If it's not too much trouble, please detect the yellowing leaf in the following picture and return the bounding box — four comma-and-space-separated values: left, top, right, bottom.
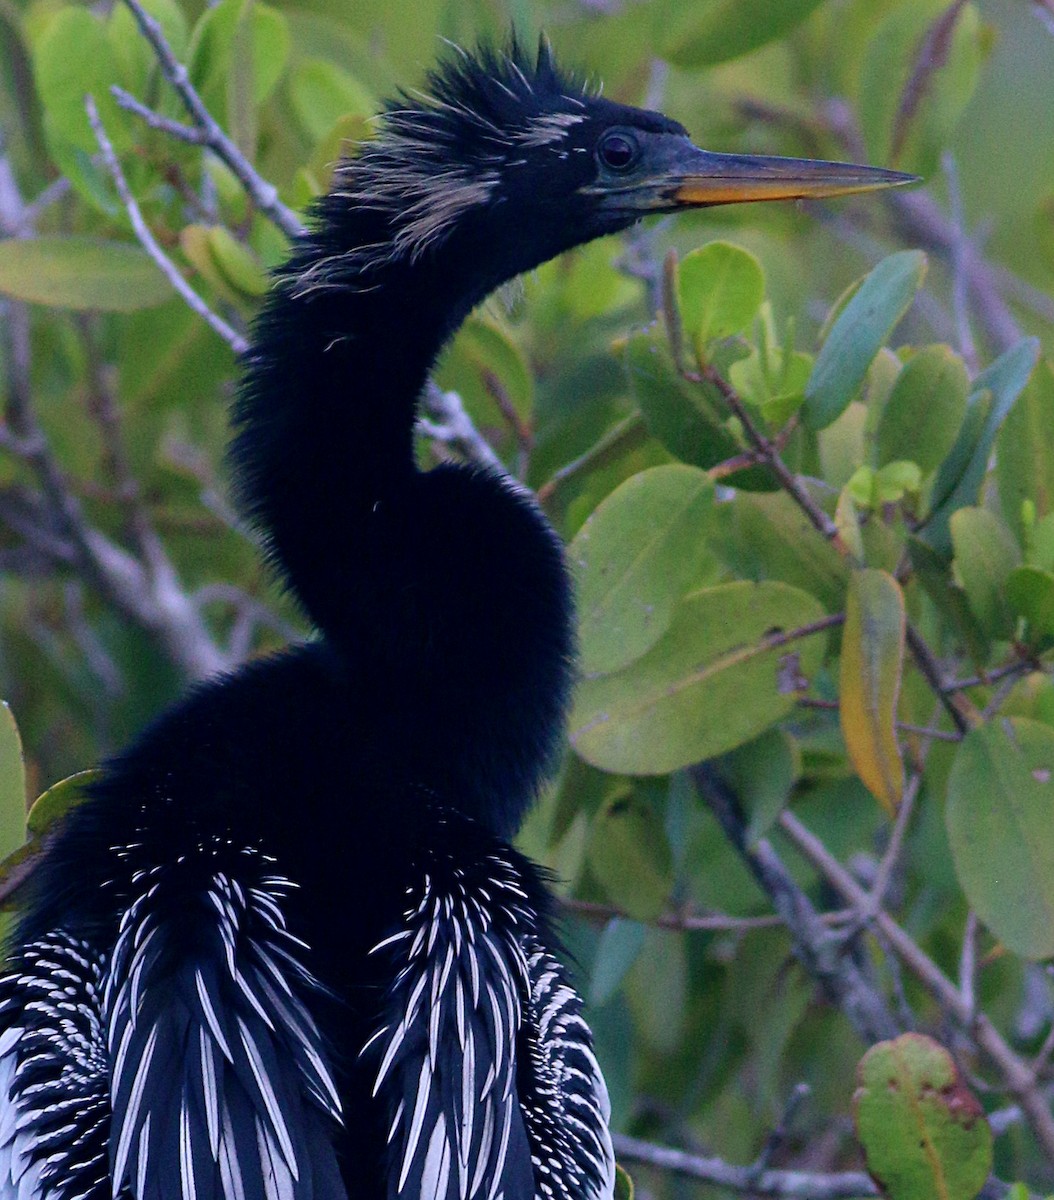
840, 569, 906, 815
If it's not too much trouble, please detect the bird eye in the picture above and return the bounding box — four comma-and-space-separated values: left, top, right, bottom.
597, 131, 639, 172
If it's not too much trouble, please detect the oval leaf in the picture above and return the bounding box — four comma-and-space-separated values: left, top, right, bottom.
1006, 566, 1054, 641
877, 344, 969, 473
925, 337, 1041, 555
571, 581, 827, 775
997, 357, 1054, 539
571, 465, 714, 675
950, 508, 1021, 640
854, 1033, 992, 1200
0, 238, 172, 312
840, 570, 906, 816
626, 326, 741, 470
947, 717, 1054, 959
590, 918, 647, 1006
803, 251, 928, 431
27, 769, 101, 838
662, 0, 826, 67
587, 792, 673, 920
677, 241, 765, 353
0, 703, 26, 864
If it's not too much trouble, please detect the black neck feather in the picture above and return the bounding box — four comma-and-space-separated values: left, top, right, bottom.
230, 198, 574, 832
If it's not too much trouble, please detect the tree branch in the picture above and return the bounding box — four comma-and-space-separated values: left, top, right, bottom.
115, 0, 304, 240
612, 1133, 878, 1199
693, 766, 901, 1045
778, 807, 1054, 1165
86, 94, 248, 356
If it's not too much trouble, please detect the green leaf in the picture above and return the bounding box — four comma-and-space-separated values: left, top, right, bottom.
727, 490, 848, 611
925, 338, 1041, 554
729, 343, 812, 426
613, 1165, 634, 1200
206, 226, 269, 300
840, 570, 906, 816
189, 0, 289, 120
587, 791, 673, 920
677, 242, 765, 355
0, 703, 27, 864
947, 717, 1054, 959
718, 730, 800, 844
33, 7, 127, 155
571, 465, 714, 676
623, 928, 687, 1053
997, 357, 1054, 539
570, 581, 827, 775
1006, 567, 1054, 641
27, 769, 100, 838
0, 238, 172, 312
950, 508, 1021, 640
625, 325, 741, 471
817, 401, 867, 492
854, 1033, 992, 1200
877, 345, 970, 473
802, 251, 928, 431
590, 918, 647, 1006
434, 317, 532, 461
661, 0, 826, 67
289, 59, 374, 143
859, 3, 986, 176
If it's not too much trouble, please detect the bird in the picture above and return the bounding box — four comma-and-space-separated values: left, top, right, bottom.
0, 36, 911, 1200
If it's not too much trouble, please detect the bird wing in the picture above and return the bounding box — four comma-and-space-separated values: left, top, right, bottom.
518, 942, 615, 1200
364, 834, 536, 1200
0, 853, 346, 1200
0, 932, 111, 1200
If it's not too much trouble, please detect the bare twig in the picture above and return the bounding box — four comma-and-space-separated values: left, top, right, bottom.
418, 383, 505, 474
536, 414, 648, 504
110, 85, 207, 145
563, 896, 854, 935
685, 362, 848, 551
890, 0, 970, 163
694, 766, 900, 1044
116, 0, 304, 240
612, 1133, 878, 1199
779, 808, 1054, 1165
86, 94, 248, 356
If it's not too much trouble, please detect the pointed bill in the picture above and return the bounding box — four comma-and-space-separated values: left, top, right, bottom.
669, 150, 917, 207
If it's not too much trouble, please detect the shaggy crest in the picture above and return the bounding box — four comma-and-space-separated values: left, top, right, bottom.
293, 40, 592, 288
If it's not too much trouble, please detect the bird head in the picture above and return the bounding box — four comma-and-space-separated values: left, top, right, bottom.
318, 37, 914, 291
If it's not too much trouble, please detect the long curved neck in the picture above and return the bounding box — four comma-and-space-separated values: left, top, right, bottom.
231, 209, 574, 833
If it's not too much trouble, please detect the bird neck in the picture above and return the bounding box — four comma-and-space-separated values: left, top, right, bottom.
231, 214, 574, 834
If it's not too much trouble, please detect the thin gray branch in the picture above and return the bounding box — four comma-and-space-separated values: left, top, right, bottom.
612, 1133, 878, 1199
692, 765, 901, 1045
85, 94, 248, 356
419, 382, 505, 473
0, 138, 229, 683
116, 0, 304, 240
110, 85, 207, 145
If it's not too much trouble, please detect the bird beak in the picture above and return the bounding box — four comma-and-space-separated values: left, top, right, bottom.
663, 145, 917, 208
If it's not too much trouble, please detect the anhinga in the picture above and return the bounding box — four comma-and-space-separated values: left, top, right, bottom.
0, 38, 909, 1200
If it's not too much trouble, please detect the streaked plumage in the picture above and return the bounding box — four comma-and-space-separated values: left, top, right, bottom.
0, 34, 911, 1200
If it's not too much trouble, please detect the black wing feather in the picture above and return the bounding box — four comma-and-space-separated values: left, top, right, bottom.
105, 861, 345, 1200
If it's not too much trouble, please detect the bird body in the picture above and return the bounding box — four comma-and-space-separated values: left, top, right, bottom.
0, 37, 911, 1200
